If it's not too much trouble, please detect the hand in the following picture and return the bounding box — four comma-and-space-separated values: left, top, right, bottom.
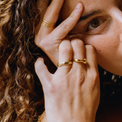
35, 0, 83, 65
35, 37, 100, 122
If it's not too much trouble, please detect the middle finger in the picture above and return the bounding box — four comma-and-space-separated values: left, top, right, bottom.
57, 37, 73, 75
39, 0, 64, 36
71, 36, 86, 69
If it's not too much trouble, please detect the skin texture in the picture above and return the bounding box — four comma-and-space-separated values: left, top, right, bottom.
61, 0, 122, 76
35, 1, 100, 122
35, 0, 122, 121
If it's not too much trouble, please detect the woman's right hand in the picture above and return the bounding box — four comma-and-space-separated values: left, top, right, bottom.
35, 37, 100, 122
35, 0, 83, 66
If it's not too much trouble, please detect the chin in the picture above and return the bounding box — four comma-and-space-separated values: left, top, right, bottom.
99, 63, 122, 76
103, 67, 122, 76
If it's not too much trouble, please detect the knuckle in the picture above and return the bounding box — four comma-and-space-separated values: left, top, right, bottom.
89, 70, 99, 85
70, 11, 78, 19
60, 46, 72, 55
52, 10, 59, 17
92, 71, 99, 80
77, 72, 85, 85
70, 14, 76, 19
60, 16, 76, 30
86, 45, 95, 52
34, 35, 40, 46
60, 22, 69, 30
35, 59, 44, 73
72, 39, 84, 49
46, 83, 56, 94
47, 77, 67, 94
45, 7, 59, 20
34, 35, 45, 48
59, 42, 72, 53
40, 39, 48, 49
35, 37, 50, 51
47, 6, 58, 15
46, 7, 53, 16
79, 75, 85, 83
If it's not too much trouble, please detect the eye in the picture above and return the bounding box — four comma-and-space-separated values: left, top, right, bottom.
86, 18, 105, 31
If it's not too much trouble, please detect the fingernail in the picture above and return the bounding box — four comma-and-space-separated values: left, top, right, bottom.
75, 3, 82, 10
37, 57, 44, 62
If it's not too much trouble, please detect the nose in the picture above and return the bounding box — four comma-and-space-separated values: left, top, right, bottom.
110, 7, 122, 23
118, 13, 122, 42
110, 7, 122, 42
112, 8, 122, 42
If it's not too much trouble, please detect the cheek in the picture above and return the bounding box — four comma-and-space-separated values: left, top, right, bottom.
82, 33, 120, 65
83, 34, 118, 54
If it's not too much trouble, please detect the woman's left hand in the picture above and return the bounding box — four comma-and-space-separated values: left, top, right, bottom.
35, 0, 83, 66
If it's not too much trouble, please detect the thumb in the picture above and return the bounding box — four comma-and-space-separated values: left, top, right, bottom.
35, 58, 52, 87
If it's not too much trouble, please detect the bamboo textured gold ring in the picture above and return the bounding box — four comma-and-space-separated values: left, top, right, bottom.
74, 58, 87, 64
57, 61, 73, 67
42, 20, 55, 28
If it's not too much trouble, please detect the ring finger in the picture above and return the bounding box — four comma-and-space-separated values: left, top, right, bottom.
39, 0, 64, 35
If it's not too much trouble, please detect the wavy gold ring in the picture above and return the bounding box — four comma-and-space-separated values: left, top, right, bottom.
57, 61, 73, 67
42, 20, 55, 28
74, 58, 87, 64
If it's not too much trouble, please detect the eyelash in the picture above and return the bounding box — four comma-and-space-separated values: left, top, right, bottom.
70, 15, 109, 35
86, 17, 106, 32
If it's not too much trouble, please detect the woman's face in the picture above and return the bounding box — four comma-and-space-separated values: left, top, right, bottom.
61, 0, 122, 75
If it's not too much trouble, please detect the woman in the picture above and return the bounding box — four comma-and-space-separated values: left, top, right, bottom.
35, 0, 122, 121
35, 1, 100, 122
0, 0, 121, 122
0, 0, 99, 121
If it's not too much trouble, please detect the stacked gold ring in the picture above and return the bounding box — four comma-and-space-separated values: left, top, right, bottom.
42, 20, 55, 28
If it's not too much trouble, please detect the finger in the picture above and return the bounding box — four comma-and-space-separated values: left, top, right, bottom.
85, 45, 98, 70
35, 2, 83, 67
51, 3, 83, 40
35, 58, 52, 87
71, 36, 86, 68
39, 0, 64, 36
85, 45, 100, 92
57, 37, 73, 75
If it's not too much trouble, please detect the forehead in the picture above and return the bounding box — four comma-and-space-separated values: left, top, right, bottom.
61, 0, 115, 18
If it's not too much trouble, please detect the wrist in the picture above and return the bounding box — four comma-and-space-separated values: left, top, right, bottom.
38, 111, 96, 122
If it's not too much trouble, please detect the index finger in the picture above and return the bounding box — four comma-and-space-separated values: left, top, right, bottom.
51, 3, 83, 40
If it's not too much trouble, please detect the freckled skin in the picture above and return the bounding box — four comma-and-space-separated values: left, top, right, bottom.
61, 0, 122, 75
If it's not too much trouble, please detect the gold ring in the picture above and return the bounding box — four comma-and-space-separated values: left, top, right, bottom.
74, 58, 87, 64
42, 20, 55, 28
57, 61, 73, 67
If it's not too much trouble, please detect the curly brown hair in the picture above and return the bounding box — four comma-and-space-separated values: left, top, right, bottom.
0, 0, 51, 121
1, 0, 122, 122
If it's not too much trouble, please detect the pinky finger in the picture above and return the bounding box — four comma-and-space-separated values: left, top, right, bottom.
85, 45, 100, 94
85, 45, 98, 70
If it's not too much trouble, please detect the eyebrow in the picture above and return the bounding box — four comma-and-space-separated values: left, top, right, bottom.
79, 10, 103, 21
